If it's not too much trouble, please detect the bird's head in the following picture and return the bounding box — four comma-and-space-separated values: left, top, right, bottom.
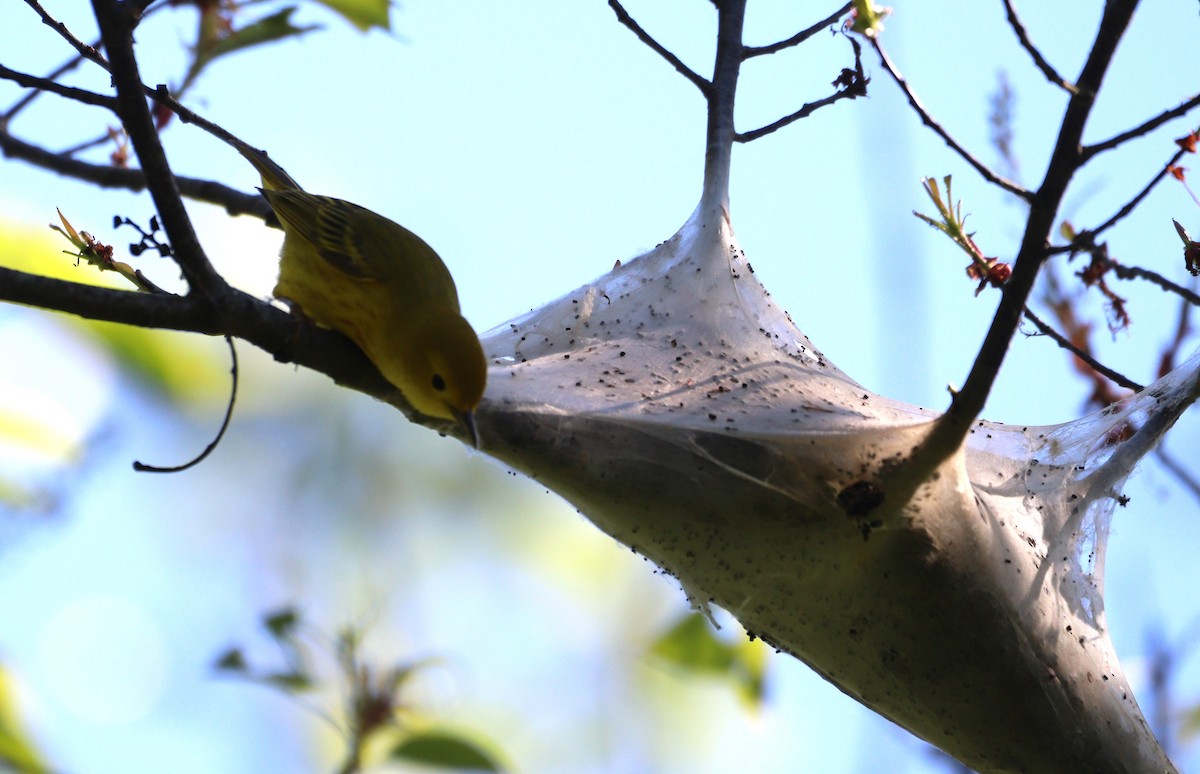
401, 311, 488, 447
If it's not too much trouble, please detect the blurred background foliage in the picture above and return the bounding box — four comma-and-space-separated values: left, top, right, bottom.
2, 0, 1200, 772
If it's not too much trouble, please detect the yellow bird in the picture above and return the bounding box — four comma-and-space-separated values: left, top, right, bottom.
238, 144, 486, 447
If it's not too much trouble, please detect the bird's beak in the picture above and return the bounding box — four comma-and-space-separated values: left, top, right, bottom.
455, 408, 480, 450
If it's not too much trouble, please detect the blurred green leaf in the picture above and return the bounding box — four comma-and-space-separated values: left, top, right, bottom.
651, 612, 735, 673
213, 648, 247, 672
0, 664, 51, 774
849, 0, 891, 38
314, 0, 391, 32
263, 607, 301, 640
0, 409, 77, 461
191, 8, 320, 82
734, 634, 767, 707
262, 672, 313, 692
650, 612, 768, 710
1181, 702, 1200, 740
391, 732, 502, 772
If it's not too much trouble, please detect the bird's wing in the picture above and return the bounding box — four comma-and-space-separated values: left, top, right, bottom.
262, 189, 382, 281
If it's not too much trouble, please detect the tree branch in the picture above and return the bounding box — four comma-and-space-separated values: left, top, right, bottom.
0, 266, 215, 332
736, 35, 865, 142
1001, 0, 1077, 93
742, 2, 851, 59
1108, 257, 1200, 307
870, 38, 1033, 202
0, 265, 402, 408
1082, 97, 1200, 162
92, 0, 225, 300
700, 0, 745, 211
904, 0, 1140, 480
607, 0, 712, 95
24, 0, 110, 71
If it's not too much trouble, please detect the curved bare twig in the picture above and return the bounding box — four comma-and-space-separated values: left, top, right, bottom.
742, 2, 851, 58
870, 37, 1033, 202
1083, 99, 1200, 163
24, 0, 110, 70
1001, 0, 1077, 93
607, 0, 711, 95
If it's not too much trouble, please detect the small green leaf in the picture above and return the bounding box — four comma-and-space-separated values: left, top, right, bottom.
849, 0, 892, 39
213, 648, 248, 672
391, 731, 502, 771
1181, 702, 1200, 740
732, 636, 768, 709
262, 672, 313, 692
314, 0, 391, 32
651, 612, 735, 674
263, 607, 301, 640
650, 613, 769, 709
201, 8, 320, 65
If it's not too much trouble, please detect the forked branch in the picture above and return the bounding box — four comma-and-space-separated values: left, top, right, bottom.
902, 0, 1140, 480
736, 35, 866, 142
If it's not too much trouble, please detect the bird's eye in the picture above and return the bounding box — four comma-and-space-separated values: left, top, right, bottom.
431, 373, 446, 392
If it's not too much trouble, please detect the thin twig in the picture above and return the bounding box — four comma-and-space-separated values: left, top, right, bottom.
607, 0, 711, 95
1001, 0, 1077, 93
742, 2, 851, 58
59, 132, 118, 158
134, 335, 238, 473
1108, 260, 1200, 307
24, 0, 110, 71
736, 91, 855, 142
1067, 155, 1187, 244
0, 64, 116, 111
1082, 97, 1200, 163
1022, 306, 1143, 391
0, 127, 270, 219
1, 47, 95, 124
870, 38, 1033, 202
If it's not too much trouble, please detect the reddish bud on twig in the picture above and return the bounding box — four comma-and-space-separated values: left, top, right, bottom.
1173, 219, 1200, 276
965, 258, 1010, 295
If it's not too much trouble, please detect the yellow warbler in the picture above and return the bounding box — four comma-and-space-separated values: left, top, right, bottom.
238, 145, 486, 446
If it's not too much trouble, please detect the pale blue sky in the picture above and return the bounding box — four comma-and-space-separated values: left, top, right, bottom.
1, 2, 1199, 772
